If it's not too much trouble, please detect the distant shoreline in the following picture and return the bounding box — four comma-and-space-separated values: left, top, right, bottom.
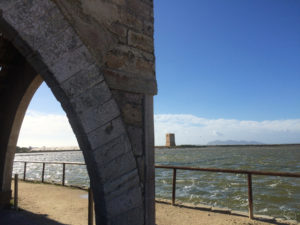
155, 143, 300, 149
15, 143, 300, 154
17, 150, 81, 154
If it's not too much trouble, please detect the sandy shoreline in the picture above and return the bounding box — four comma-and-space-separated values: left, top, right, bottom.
1, 181, 298, 225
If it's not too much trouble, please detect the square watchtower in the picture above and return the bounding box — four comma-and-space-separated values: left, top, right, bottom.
166, 133, 176, 147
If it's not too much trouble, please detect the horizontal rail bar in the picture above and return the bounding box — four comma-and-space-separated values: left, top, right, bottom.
155, 165, 300, 178
13, 160, 299, 221
14, 161, 300, 177
14, 160, 85, 165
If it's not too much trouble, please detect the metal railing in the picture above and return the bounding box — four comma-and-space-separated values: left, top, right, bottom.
13, 160, 93, 225
14, 160, 85, 186
155, 165, 300, 219
13, 160, 300, 220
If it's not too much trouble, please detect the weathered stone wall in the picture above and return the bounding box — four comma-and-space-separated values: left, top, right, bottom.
0, 0, 156, 224
51, 1, 156, 223
53, 0, 156, 95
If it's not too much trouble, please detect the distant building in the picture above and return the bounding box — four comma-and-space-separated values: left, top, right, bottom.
166, 133, 176, 147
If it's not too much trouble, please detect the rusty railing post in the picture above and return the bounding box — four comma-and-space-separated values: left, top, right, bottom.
62, 163, 66, 186
247, 173, 254, 219
88, 188, 94, 225
14, 174, 18, 211
41, 163, 45, 183
172, 168, 177, 205
23, 162, 27, 181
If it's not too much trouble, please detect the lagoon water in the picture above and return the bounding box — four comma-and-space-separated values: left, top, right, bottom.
13, 145, 300, 221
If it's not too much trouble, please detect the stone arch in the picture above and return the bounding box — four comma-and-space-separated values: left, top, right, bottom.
0, 1, 156, 225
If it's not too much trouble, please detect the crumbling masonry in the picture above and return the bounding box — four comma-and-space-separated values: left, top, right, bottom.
0, 1, 156, 225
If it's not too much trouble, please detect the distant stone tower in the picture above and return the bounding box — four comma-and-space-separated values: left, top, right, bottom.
166, 133, 176, 147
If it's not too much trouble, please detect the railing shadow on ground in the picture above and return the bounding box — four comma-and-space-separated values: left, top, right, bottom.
11, 174, 95, 225
0, 209, 68, 225
155, 200, 297, 225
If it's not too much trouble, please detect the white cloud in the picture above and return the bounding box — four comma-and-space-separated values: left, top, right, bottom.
17, 110, 78, 147
17, 111, 300, 147
154, 114, 300, 145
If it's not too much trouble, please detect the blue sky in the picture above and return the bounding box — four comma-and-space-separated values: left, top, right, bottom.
154, 0, 300, 120
18, 0, 300, 146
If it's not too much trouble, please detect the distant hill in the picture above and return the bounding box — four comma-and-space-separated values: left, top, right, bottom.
207, 140, 264, 145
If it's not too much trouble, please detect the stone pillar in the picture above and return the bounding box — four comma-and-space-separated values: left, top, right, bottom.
0, 191, 11, 209
166, 133, 176, 147
0, 0, 156, 223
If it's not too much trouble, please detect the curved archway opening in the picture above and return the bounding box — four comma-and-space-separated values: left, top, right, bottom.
0, 1, 148, 222
11, 80, 94, 225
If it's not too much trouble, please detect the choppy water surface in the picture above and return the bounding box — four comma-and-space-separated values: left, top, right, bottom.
14, 145, 300, 221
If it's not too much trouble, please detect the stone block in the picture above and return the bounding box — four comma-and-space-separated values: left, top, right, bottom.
108, 206, 144, 225
104, 46, 154, 77
211, 207, 231, 214
104, 169, 139, 198
131, 46, 155, 62
93, 134, 131, 164
127, 125, 143, 156
255, 214, 275, 221
61, 64, 104, 99
79, 99, 120, 133
3, 0, 54, 20
143, 20, 154, 37
136, 156, 145, 184
105, 186, 143, 218
0, 1, 17, 11
111, 0, 126, 6
142, 0, 153, 6
104, 48, 135, 70
97, 151, 137, 183
108, 22, 127, 42
118, 10, 143, 31
135, 57, 154, 74
126, 0, 152, 19
111, 91, 144, 127
128, 30, 153, 53
87, 117, 126, 149
2, 0, 58, 48
80, 0, 119, 25
193, 203, 212, 211
230, 210, 248, 217
70, 80, 111, 114
37, 26, 82, 66
25, 52, 50, 76
120, 102, 143, 126
112, 89, 144, 105
104, 68, 157, 95
155, 198, 172, 204
50, 45, 95, 83
114, 44, 154, 62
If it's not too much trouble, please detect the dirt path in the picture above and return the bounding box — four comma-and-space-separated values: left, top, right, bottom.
156, 202, 298, 225
1, 181, 298, 225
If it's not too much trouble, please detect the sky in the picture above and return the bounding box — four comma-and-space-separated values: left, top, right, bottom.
18, 0, 300, 147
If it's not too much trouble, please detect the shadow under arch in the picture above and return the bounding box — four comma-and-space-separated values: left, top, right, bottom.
0, 1, 148, 224
0, 208, 69, 225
